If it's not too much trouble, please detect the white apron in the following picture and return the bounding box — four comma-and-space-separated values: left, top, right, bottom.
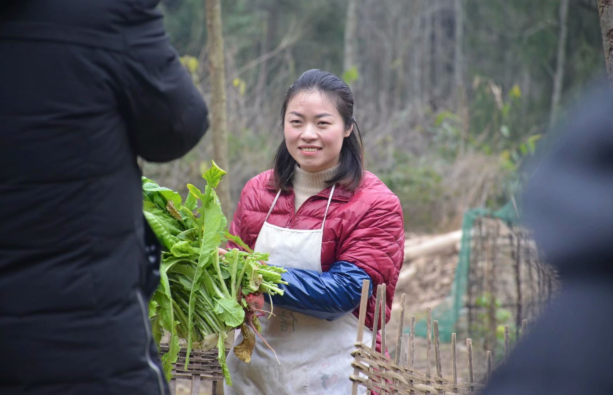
225, 185, 372, 395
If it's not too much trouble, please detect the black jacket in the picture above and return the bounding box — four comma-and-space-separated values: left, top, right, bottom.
0, 1, 208, 394
481, 86, 613, 394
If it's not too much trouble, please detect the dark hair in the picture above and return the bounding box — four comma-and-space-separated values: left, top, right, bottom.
272, 69, 364, 191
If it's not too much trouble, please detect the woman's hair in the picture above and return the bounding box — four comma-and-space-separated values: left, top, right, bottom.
271, 69, 364, 191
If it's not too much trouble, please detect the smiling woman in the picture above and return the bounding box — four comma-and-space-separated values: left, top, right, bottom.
224, 69, 404, 395
283, 90, 352, 172
273, 69, 364, 191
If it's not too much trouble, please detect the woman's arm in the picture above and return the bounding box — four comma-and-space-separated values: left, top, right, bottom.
269, 261, 372, 320
271, 193, 405, 322
336, 195, 405, 328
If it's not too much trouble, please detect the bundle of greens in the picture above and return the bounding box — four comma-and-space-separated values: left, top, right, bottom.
143, 162, 286, 385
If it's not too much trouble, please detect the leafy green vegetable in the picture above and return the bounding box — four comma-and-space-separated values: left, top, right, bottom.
143, 161, 287, 386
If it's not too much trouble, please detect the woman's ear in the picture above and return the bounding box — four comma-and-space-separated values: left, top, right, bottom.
344, 123, 354, 138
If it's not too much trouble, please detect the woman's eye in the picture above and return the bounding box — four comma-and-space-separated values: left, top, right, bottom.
290, 120, 301, 125
318, 121, 330, 126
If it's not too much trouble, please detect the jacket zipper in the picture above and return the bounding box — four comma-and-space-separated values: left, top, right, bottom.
137, 291, 166, 395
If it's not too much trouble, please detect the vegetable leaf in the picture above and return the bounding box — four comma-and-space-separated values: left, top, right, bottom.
185, 190, 198, 211
143, 180, 182, 208
225, 231, 254, 253
203, 161, 226, 189
214, 298, 245, 328
217, 332, 232, 386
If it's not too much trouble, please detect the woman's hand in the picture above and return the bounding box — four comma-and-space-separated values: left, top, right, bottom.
219, 247, 267, 266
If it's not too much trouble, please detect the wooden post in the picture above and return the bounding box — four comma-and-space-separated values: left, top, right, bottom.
433, 321, 443, 394
351, 280, 371, 395
467, 338, 474, 393
190, 375, 200, 395
401, 333, 410, 366
170, 378, 176, 395
395, 294, 407, 364
452, 333, 458, 392
381, 285, 387, 354
426, 308, 432, 394
372, 284, 382, 351
367, 284, 383, 395
410, 315, 416, 395
410, 316, 416, 368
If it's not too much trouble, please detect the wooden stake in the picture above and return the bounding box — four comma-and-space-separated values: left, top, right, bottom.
351, 279, 371, 395
521, 319, 528, 339
190, 375, 200, 395
381, 285, 387, 354
426, 308, 432, 380
434, 321, 442, 378
452, 333, 457, 392
401, 333, 410, 366
426, 308, 432, 394
372, 284, 382, 351
410, 315, 416, 395
410, 316, 416, 368
467, 338, 474, 393
395, 294, 406, 364
434, 320, 443, 394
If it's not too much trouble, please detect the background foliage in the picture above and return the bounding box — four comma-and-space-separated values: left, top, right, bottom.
142, 0, 605, 232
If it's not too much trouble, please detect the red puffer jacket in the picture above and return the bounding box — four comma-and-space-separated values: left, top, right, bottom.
228, 169, 405, 331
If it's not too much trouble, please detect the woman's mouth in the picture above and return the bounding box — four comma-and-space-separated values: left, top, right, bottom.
299, 147, 322, 152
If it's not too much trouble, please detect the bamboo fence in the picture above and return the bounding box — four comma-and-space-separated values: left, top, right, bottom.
159, 344, 228, 395
351, 281, 527, 395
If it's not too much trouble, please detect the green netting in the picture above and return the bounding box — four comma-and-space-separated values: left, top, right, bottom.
409, 202, 520, 342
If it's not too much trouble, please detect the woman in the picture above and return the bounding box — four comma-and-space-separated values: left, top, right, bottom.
224, 69, 404, 394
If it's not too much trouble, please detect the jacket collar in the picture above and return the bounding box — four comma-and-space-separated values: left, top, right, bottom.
265, 181, 353, 202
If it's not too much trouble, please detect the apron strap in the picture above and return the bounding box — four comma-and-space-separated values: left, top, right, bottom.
264, 189, 283, 223
321, 184, 336, 231
264, 184, 335, 229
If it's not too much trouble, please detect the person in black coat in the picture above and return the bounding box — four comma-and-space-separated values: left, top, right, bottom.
0, 1, 208, 394
481, 86, 613, 394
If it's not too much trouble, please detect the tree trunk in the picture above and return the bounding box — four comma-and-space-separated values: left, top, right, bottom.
423, 4, 433, 104
599, 0, 613, 86
454, 0, 464, 94
344, 0, 359, 73
434, 6, 445, 99
255, 0, 279, 109
205, 0, 232, 215
550, 0, 570, 126
410, 1, 422, 104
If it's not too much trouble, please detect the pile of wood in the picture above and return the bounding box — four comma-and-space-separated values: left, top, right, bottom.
395, 231, 462, 312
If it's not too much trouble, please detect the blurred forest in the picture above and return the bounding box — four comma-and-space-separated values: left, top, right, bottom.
142, 0, 606, 232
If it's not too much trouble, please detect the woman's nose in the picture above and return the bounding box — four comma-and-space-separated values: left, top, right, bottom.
301, 123, 317, 140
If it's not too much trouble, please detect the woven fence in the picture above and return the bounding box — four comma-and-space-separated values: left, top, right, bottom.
159, 344, 228, 395
351, 281, 526, 395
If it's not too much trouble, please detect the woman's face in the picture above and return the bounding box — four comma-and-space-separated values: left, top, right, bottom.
284, 90, 352, 173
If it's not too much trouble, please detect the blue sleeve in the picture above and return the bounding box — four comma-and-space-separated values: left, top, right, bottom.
269, 261, 373, 321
